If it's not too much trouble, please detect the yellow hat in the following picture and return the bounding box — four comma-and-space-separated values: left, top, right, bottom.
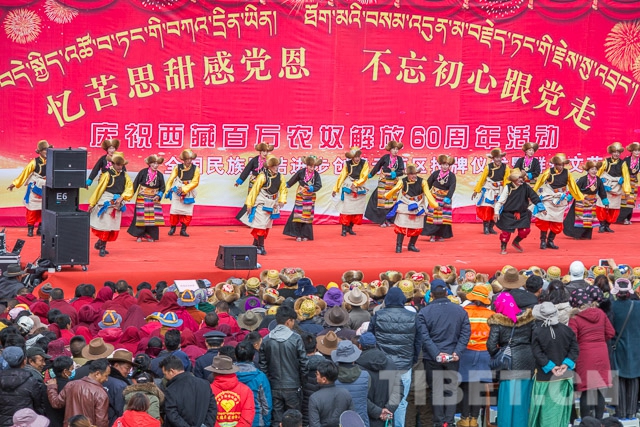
326, 282, 339, 290
246, 277, 261, 290
547, 266, 562, 280
397, 280, 414, 299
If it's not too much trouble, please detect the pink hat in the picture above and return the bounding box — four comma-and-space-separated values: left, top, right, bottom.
494, 292, 520, 324
11, 408, 49, 427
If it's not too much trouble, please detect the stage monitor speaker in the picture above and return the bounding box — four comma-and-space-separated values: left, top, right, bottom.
215, 245, 258, 270
41, 209, 90, 267
43, 187, 80, 212
46, 148, 87, 189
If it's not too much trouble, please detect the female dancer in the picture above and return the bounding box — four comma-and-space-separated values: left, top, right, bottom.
365, 141, 405, 227
617, 142, 639, 225
127, 155, 166, 242
332, 147, 369, 237
563, 161, 608, 240
283, 155, 323, 241
240, 155, 287, 255
235, 143, 274, 220
472, 148, 510, 235
423, 155, 456, 242
384, 164, 437, 253
165, 149, 200, 237
596, 142, 630, 232
8, 140, 51, 237
86, 139, 121, 187
513, 142, 541, 186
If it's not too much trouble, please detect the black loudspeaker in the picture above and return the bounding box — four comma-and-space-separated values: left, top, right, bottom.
41, 210, 90, 268
215, 245, 258, 270
43, 187, 80, 212
46, 148, 87, 189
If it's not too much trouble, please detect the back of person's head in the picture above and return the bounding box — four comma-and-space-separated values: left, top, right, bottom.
52, 356, 74, 377
69, 336, 86, 357
302, 333, 317, 354
133, 353, 152, 374
159, 355, 184, 372
219, 345, 237, 362
126, 392, 150, 412
594, 275, 610, 293
88, 358, 110, 374
74, 285, 84, 298
276, 305, 297, 325
525, 275, 544, 294
136, 282, 152, 292
280, 409, 303, 427
215, 301, 229, 313
68, 415, 96, 427
50, 288, 64, 301
4, 333, 26, 350
164, 329, 181, 351
55, 314, 71, 330
602, 418, 624, 427
244, 331, 262, 346
316, 360, 339, 383
115, 280, 129, 294
103, 281, 116, 292
47, 309, 62, 324
204, 312, 219, 328
82, 284, 96, 297
235, 341, 255, 363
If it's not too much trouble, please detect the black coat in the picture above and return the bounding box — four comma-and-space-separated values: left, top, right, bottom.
506, 289, 539, 310
417, 297, 471, 361
258, 326, 309, 389
302, 354, 324, 426
357, 348, 402, 427
0, 368, 46, 427
162, 372, 217, 427
531, 321, 579, 381
368, 307, 420, 371
487, 309, 536, 380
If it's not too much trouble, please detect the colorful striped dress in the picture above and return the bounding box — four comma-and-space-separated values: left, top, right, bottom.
423, 170, 456, 239
283, 168, 323, 241
563, 173, 607, 240
127, 167, 165, 241
365, 153, 405, 224
618, 154, 639, 224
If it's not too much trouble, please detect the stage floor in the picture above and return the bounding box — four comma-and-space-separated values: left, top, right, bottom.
5, 223, 635, 295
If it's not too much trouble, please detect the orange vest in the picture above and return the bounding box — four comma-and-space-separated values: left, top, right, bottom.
464, 304, 495, 351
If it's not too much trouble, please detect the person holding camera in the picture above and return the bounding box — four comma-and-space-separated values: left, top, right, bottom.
417, 280, 470, 427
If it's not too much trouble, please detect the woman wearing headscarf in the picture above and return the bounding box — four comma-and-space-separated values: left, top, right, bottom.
283, 155, 324, 242
528, 302, 579, 427
610, 278, 640, 420
458, 285, 495, 427
136, 289, 159, 317
365, 141, 405, 227
127, 154, 166, 242
486, 292, 535, 427
568, 287, 615, 420
423, 155, 456, 242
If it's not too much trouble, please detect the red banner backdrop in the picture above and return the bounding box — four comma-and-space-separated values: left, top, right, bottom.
1, 0, 639, 225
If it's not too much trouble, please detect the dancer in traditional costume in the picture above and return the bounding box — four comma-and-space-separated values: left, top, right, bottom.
513, 142, 541, 186
384, 164, 437, 253
235, 143, 274, 220
563, 161, 608, 240
165, 149, 200, 237
240, 155, 287, 255
423, 154, 456, 242
365, 140, 405, 227
494, 168, 546, 255
127, 155, 165, 242
332, 147, 369, 237
596, 142, 631, 233
283, 155, 323, 242
86, 139, 121, 187
533, 153, 583, 250
472, 148, 510, 235
88, 153, 133, 257
7, 140, 51, 237
617, 142, 639, 225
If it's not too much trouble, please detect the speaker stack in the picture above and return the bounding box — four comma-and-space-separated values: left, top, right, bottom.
41, 148, 89, 271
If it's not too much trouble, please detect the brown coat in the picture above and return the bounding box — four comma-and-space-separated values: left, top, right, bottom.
47, 376, 109, 427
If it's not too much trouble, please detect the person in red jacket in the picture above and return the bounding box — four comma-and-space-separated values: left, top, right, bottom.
113, 392, 160, 427
208, 355, 255, 427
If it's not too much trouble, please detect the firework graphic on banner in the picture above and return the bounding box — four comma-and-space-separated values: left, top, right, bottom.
4, 9, 41, 44
605, 21, 640, 73
477, 0, 526, 20
633, 56, 640, 83
45, 0, 78, 24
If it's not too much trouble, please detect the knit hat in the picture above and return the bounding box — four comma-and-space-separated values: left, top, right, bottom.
546, 266, 562, 281
532, 302, 559, 326
323, 287, 344, 308
358, 332, 376, 348
3, 346, 25, 367
569, 261, 586, 281
611, 278, 633, 295
569, 288, 590, 308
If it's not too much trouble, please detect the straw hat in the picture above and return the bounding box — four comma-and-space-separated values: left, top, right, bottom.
522, 142, 539, 152
607, 142, 625, 154
345, 147, 362, 159
496, 268, 527, 289
145, 154, 165, 165
260, 269, 282, 288
81, 338, 115, 360
255, 143, 275, 152
101, 138, 120, 151
384, 141, 403, 151
317, 331, 341, 356
551, 153, 570, 165
180, 149, 197, 160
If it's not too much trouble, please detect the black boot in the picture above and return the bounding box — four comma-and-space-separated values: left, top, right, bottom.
483, 222, 490, 235
168, 226, 176, 236
500, 242, 507, 255
547, 232, 559, 249
407, 236, 420, 252
252, 238, 259, 247
599, 221, 607, 233
27, 225, 34, 237
488, 220, 498, 235
341, 225, 347, 237
36, 224, 42, 236
94, 239, 103, 250
99, 242, 107, 257
540, 231, 547, 249
258, 236, 266, 256
180, 224, 189, 237
606, 222, 615, 233
347, 225, 356, 235
512, 237, 524, 252
395, 234, 404, 253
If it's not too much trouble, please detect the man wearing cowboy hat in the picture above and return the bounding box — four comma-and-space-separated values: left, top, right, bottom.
165, 149, 200, 237
597, 142, 631, 232
0, 264, 27, 301
88, 152, 133, 257
208, 355, 256, 427
8, 140, 51, 237
344, 288, 371, 331
472, 148, 510, 235
127, 154, 166, 242
104, 350, 135, 426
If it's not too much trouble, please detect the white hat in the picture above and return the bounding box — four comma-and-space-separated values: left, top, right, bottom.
569, 261, 585, 281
